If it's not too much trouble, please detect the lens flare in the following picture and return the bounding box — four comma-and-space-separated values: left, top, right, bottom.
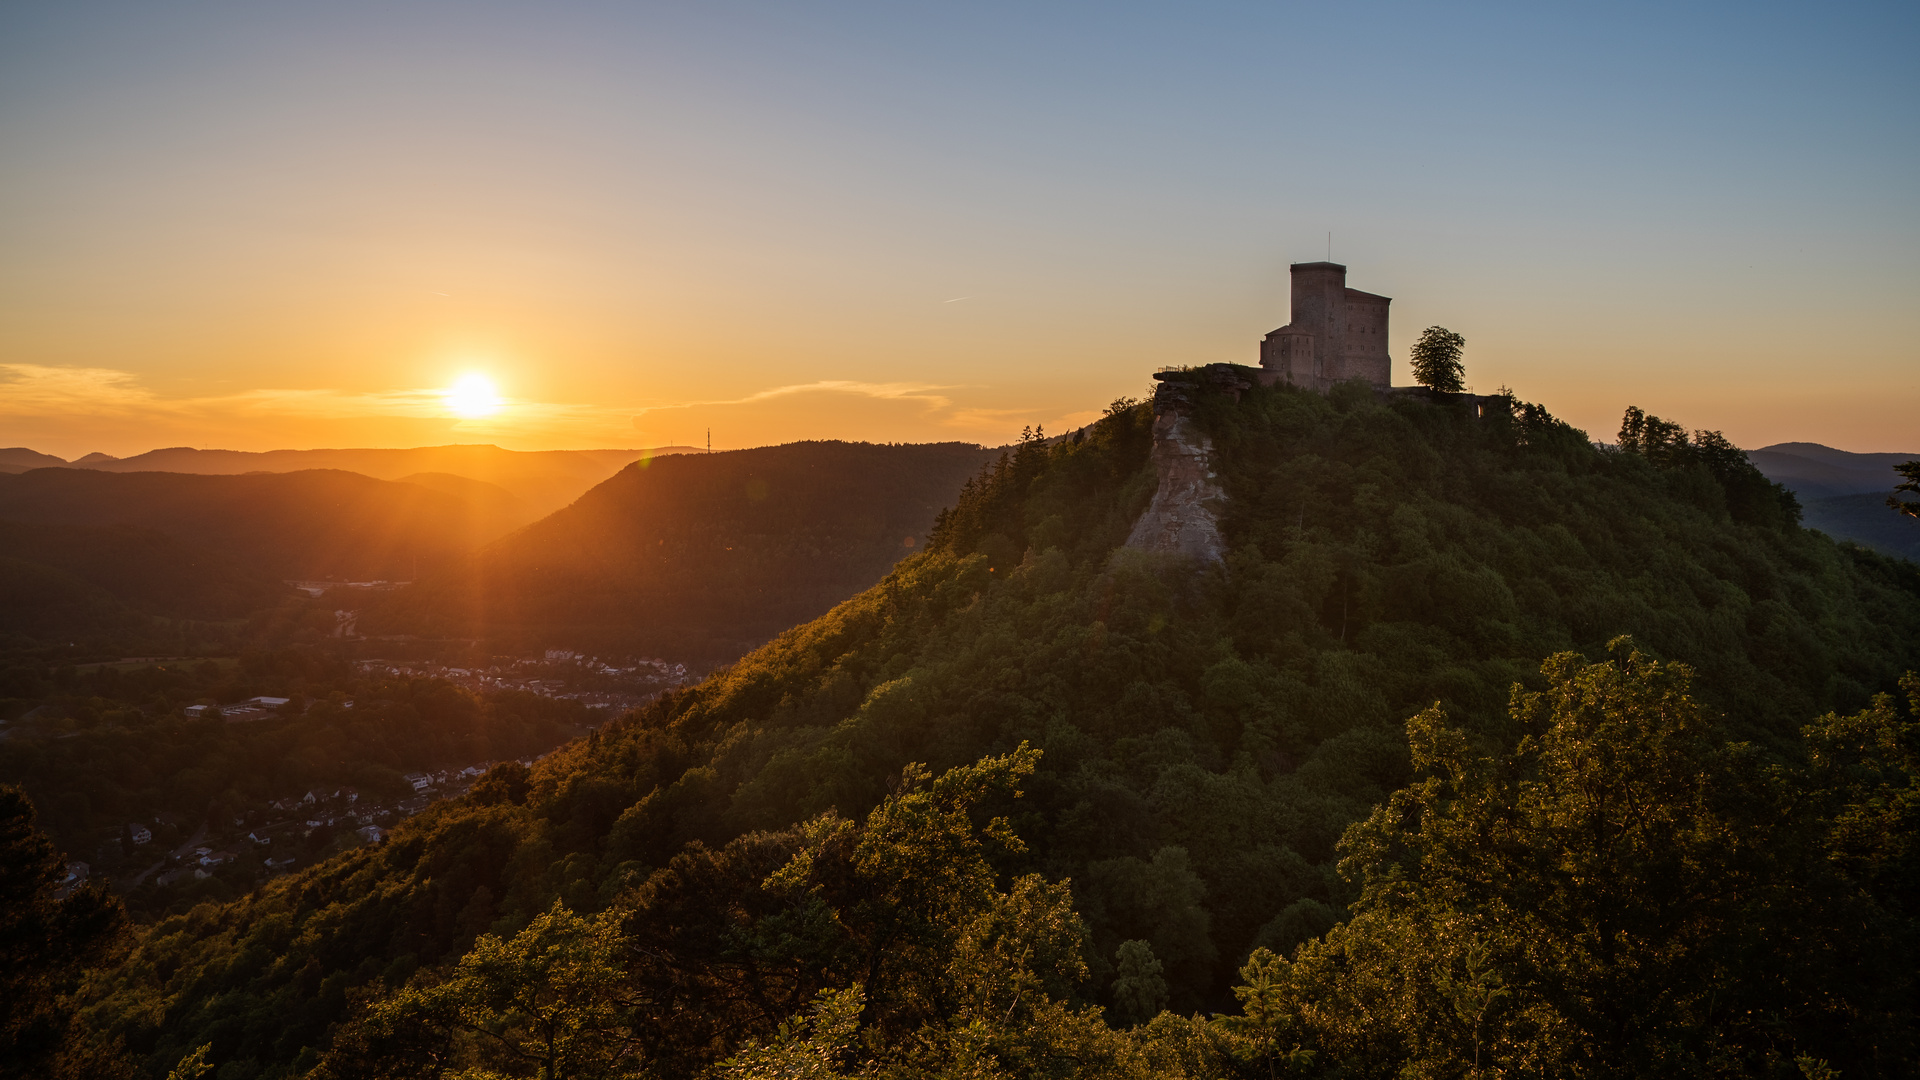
445, 373, 501, 418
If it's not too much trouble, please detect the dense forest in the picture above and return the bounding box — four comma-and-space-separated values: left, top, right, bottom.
9, 378, 1919, 1078
0, 647, 592, 921
0, 519, 297, 654
0, 468, 526, 583
52, 444, 652, 521
365, 440, 997, 664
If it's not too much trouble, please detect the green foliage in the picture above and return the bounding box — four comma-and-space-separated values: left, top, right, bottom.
1238, 645, 1919, 1077
928, 405, 1153, 562
1794, 671, 1920, 1066
717, 986, 865, 1079
329, 748, 1149, 1079
1107, 941, 1168, 1026
71, 384, 1920, 1078
0, 786, 129, 1080
324, 902, 636, 1079
0, 658, 584, 911
165, 1045, 213, 1080
1890, 459, 1920, 517
1408, 327, 1466, 393
1617, 405, 1801, 527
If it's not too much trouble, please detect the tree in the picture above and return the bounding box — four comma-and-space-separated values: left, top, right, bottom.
1408, 327, 1466, 393
753, 745, 1145, 1077
716, 986, 866, 1080
0, 786, 128, 1080
1794, 672, 1920, 1067
1212, 948, 1314, 1079
1108, 941, 1168, 1026
164, 1045, 213, 1080
1617, 406, 1801, 526
1264, 641, 1798, 1076
324, 901, 638, 1079
1889, 460, 1920, 518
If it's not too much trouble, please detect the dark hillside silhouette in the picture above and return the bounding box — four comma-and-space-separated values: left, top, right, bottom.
0, 520, 288, 634
59, 443, 678, 520
369, 440, 998, 663
0, 448, 67, 474
0, 468, 520, 582
1749, 442, 1920, 560
1749, 441, 1918, 500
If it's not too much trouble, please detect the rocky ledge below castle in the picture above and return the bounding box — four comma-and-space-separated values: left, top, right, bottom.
1123, 366, 1251, 562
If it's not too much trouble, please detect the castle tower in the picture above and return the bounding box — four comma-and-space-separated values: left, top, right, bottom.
1258, 262, 1392, 390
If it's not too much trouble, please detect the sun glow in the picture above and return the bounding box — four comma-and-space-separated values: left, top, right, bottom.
444, 373, 502, 418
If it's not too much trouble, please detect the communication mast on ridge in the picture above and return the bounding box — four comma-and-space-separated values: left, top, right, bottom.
706, 428, 711, 453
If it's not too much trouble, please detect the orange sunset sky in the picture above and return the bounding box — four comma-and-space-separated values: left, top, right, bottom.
3, 2, 1915, 458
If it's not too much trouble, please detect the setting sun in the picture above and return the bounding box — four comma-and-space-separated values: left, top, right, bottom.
444, 373, 502, 419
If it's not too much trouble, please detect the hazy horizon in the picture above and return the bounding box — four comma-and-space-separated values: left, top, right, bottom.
8, 428, 1919, 467
3, 1, 1915, 457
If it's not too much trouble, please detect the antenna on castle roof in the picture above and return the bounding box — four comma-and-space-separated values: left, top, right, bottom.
1327, 231, 1332, 261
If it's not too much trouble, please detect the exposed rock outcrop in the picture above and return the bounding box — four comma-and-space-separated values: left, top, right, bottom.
1123, 366, 1251, 562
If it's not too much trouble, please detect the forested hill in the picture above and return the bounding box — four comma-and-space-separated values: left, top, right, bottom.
0, 467, 523, 582
0, 519, 290, 644
68, 384, 1920, 1078
51, 444, 661, 520
1749, 441, 1920, 560
363, 440, 999, 663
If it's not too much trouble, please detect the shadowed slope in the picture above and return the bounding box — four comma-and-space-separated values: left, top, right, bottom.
66, 444, 672, 520
369, 440, 998, 663
0, 468, 522, 581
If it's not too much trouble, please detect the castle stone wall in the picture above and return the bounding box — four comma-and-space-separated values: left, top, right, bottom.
1258, 262, 1392, 390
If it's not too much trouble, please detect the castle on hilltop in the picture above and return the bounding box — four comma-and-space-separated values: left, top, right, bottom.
1258, 261, 1391, 390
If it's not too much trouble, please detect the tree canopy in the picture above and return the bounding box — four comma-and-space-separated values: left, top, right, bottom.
1891, 459, 1920, 518
1257, 642, 1919, 1076
1408, 326, 1467, 393
0, 785, 128, 1080
59, 379, 1920, 1078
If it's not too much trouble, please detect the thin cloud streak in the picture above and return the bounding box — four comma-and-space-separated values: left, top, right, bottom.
1, 365, 1063, 454
632, 379, 958, 415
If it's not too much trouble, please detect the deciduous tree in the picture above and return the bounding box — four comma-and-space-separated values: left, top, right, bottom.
1264, 641, 1798, 1075
0, 786, 128, 1080
1408, 327, 1466, 393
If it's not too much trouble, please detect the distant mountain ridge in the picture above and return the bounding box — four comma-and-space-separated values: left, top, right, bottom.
369, 439, 999, 663
0, 448, 69, 474
1747, 441, 1919, 561
1748, 442, 1915, 500
3, 443, 694, 521
0, 467, 521, 582
0, 441, 999, 663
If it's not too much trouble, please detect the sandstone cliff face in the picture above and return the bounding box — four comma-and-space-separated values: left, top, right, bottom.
1124, 370, 1238, 562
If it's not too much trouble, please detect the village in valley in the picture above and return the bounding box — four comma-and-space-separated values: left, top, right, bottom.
352, 649, 690, 714
48, 647, 694, 907
109, 761, 511, 897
